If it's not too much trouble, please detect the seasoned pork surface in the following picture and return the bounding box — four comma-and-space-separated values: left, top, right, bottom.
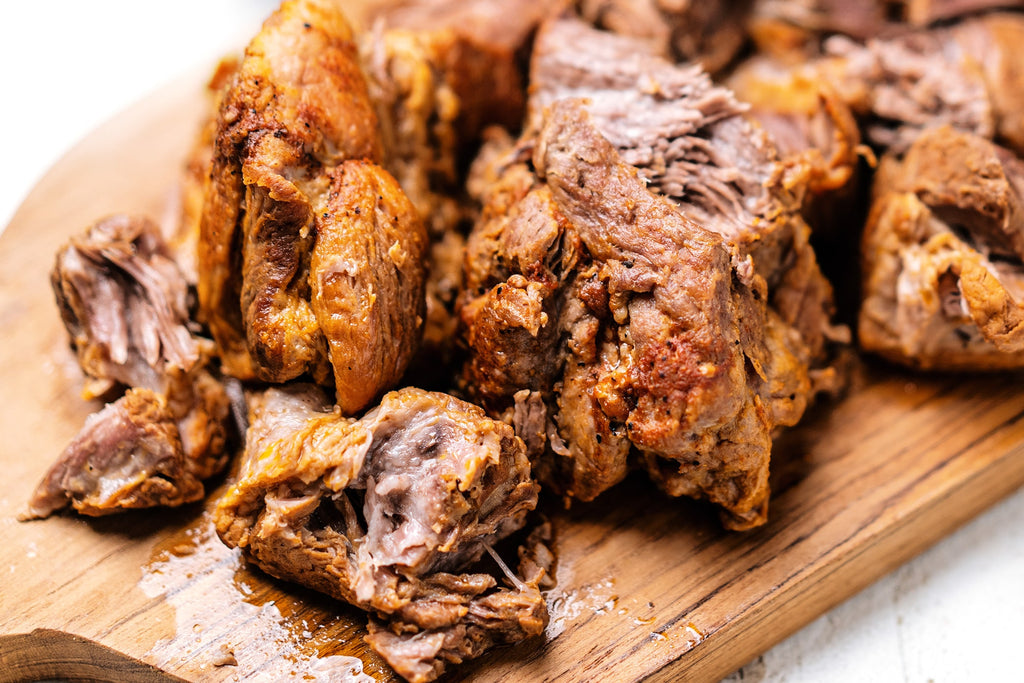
173, 56, 239, 286
359, 0, 563, 376
528, 18, 840, 359
860, 126, 1024, 369
197, 0, 427, 411
460, 18, 844, 528
728, 55, 862, 201
214, 385, 545, 682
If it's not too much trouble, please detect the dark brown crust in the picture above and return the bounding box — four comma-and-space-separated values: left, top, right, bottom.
198, 0, 382, 384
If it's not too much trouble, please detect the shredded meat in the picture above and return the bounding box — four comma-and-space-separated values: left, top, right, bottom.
811, 13, 1024, 154
22, 389, 204, 520
214, 385, 545, 682
459, 18, 844, 529
358, 0, 562, 379
52, 214, 199, 398
47, 215, 231, 484
728, 54, 863, 202
860, 125, 1024, 369
576, 0, 752, 74
528, 18, 839, 350
27, 215, 231, 519
747, 0, 1024, 58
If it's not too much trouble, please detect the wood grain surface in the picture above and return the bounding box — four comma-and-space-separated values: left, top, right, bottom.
1, 69, 1023, 683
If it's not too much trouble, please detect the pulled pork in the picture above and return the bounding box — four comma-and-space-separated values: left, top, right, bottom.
214, 385, 547, 683
459, 18, 845, 529
25, 215, 231, 519
860, 125, 1024, 369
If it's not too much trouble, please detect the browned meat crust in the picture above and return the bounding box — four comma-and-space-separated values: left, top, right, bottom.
527, 19, 840, 360
22, 389, 204, 520
309, 160, 427, 413
198, 0, 373, 383
459, 19, 844, 529
860, 126, 1024, 369
538, 100, 779, 524
214, 385, 545, 682
358, 0, 563, 378
172, 56, 239, 286
197, 0, 428, 415
728, 54, 863, 202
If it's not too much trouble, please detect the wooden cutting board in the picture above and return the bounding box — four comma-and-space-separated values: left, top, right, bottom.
1, 68, 1023, 683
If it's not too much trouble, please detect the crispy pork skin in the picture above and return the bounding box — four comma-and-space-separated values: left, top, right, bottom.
197, 0, 427, 412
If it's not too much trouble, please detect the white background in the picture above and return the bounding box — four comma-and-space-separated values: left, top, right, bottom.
1, 2, 1021, 682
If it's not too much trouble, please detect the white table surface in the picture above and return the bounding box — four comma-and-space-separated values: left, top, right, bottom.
1, 2, 1021, 682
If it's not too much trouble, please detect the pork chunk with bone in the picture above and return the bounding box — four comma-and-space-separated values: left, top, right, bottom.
860, 125, 1024, 369
214, 385, 545, 682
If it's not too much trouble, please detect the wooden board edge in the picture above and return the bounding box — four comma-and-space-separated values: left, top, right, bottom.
0, 629, 187, 683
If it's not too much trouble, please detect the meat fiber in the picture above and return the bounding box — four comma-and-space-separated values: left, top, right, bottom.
22, 389, 204, 519
52, 215, 199, 399
49, 215, 231, 479
820, 13, 1024, 154
358, 0, 563, 376
747, 0, 1024, 58
527, 18, 838, 343
214, 385, 546, 682
728, 55, 863, 203
459, 18, 845, 529
28, 215, 232, 519
860, 126, 1024, 369
360, 0, 561, 237
576, 0, 752, 74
